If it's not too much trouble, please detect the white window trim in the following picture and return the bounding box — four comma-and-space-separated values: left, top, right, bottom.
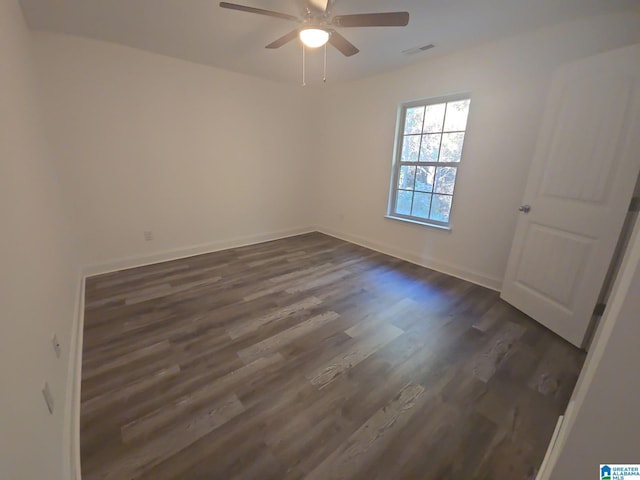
387, 92, 471, 229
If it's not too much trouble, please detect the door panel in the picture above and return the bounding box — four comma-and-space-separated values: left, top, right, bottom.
540, 77, 631, 204
501, 44, 640, 347
515, 224, 592, 310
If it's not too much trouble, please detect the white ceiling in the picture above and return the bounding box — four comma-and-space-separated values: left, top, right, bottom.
19, 0, 640, 84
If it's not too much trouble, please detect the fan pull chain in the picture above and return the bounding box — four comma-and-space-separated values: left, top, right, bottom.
323, 43, 327, 84
302, 44, 306, 87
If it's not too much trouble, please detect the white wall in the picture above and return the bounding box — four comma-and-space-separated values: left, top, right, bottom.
33, 33, 319, 272
0, 1, 80, 479
542, 218, 640, 479
32, 12, 640, 284
314, 11, 640, 290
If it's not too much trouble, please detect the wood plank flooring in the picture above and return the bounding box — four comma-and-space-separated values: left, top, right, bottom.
81, 232, 584, 480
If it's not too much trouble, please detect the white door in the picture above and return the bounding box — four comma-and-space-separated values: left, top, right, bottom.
501, 44, 640, 347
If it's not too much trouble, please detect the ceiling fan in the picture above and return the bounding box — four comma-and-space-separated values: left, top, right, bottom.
219, 1, 410, 57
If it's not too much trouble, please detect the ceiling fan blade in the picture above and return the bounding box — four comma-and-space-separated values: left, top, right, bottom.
332, 12, 409, 28
307, 0, 330, 13
219, 2, 298, 22
266, 29, 299, 49
328, 31, 359, 57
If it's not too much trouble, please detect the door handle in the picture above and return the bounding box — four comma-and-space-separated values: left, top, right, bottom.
519, 204, 531, 213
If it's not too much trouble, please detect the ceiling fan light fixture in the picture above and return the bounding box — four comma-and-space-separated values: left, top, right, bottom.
299, 28, 330, 48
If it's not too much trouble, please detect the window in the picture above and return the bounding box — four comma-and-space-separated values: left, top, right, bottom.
388, 94, 471, 228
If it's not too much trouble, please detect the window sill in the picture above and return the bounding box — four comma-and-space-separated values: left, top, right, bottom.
384, 215, 452, 231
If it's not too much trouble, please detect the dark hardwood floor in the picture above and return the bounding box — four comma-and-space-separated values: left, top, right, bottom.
81, 232, 584, 480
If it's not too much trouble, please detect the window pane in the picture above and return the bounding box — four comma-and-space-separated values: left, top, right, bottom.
419, 134, 441, 162
415, 165, 435, 192
397, 166, 416, 190
411, 192, 432, 219
423, 103, 446, 133
443, 99, 470, 131
431, 194, 452, 222
440, 132, 465, 163
396, 190, 413, 215
434, 166, 457, 194
392, 97, 469, 226
401, 135, 421, 162
404, 106, 425, 134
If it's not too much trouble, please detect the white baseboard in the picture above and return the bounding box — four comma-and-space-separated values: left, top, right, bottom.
63, 270, 85, 480
536, 414, 565, 480
82, 226, 315, 278
316, 226, 503, 291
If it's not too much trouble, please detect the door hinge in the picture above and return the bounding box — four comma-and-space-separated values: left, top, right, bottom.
629, 197, 640, 213
593, 303, 607, 316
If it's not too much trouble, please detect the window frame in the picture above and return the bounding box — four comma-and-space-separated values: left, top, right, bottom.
387, 92, 471, 229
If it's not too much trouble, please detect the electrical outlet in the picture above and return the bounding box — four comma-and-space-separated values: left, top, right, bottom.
144, 231, 153, 242
42, 382, 54, 414
51, 334, 61, 359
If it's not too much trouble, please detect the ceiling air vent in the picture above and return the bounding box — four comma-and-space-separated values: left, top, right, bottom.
402, 44, 435, 55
